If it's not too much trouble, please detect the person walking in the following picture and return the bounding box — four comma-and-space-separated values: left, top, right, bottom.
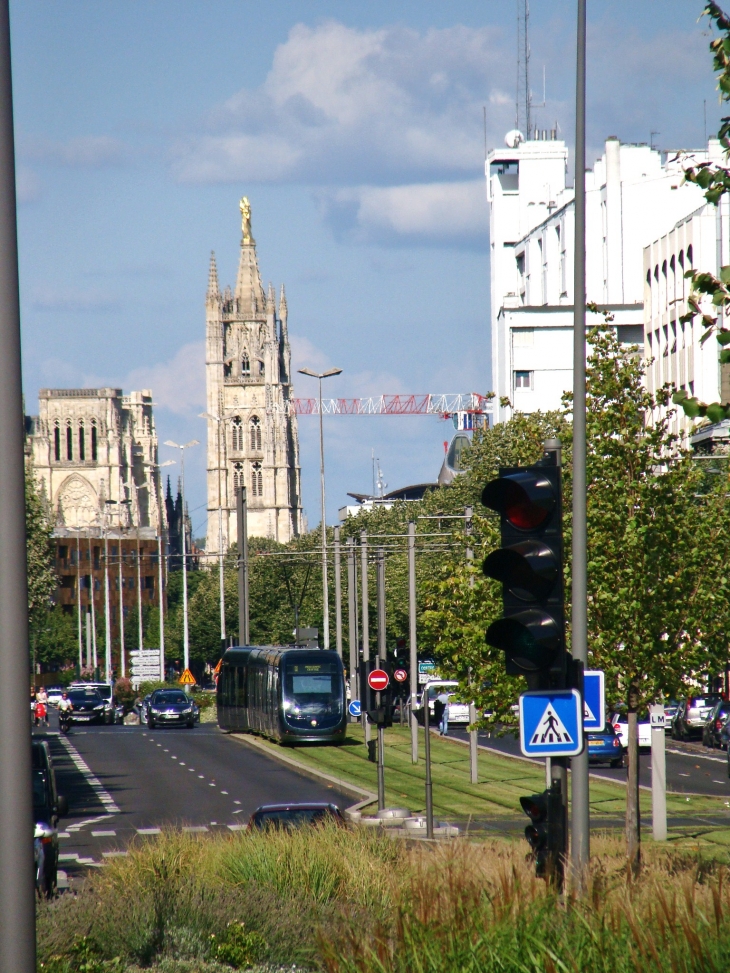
437, 692, 450, 736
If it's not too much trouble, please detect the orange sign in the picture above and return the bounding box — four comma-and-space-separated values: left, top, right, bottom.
213, 659, 223, 675
178, 668, 196, 686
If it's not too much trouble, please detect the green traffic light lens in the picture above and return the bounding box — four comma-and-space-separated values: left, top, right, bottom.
486, 611, 560, 672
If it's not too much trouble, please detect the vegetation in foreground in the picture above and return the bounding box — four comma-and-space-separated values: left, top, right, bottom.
37, 825, 730, 972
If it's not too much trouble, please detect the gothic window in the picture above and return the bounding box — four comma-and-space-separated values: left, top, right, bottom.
231, 416, 242, 451
79, 421, 85, 461
258, 360, 265, 376
233, 462, 244, 492
66, 420, 73, 461
250, 415, 262, 452
91, 421, 98, 461
54, 421, 60, 462
252, 462, 263, 497
241, 353, 250, 376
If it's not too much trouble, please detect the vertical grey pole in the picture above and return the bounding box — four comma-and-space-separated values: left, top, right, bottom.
158, 531, 165, 679
88, 533, 98, 670
76, 534, 83, 671
318, 377, 330, 650
180, 450, 190, 676
570, 0, 590, 886
334, 525, 342, 658
376, 547, 386, 810
86, 611, 92, 669
650, 703, 667, 841
424, 688, 434, 839
360, 531, 370, 743
118, 540, 125, 677
465, 506, 478, 783
0, 0, 36, 962
136, 526, 143, 654
237, 486, 249, 645
104, 528, 112, 683
408, 521, 418, 762
346, 537, 357, 712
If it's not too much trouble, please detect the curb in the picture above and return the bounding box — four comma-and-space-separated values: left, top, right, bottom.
227, 732, 377, 811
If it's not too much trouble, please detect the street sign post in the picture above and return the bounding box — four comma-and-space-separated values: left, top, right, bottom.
650, 702, 667, 841
582, 670, 605, 731
368, 669, 389, 692
519, 689, 584, 757
348, 700, 361, 718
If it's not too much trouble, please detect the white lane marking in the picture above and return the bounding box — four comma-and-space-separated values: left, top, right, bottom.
179, 762, 185, 766
679, 773, 690, 777
208, 783, 216, 787
57, 735, 120, 814
182, 826, 208, 833
91, 830, 116, 837
210, 821, 217, 825
220, 790, 228, 795
188, 768, 194, 772
171, 756, 177, 760
67, 814, 115, 833
137, 828, 161, 835
232, 809, 243, 814
713, 780, 726, 784
666, 747, 726, 765
228, 824, 245, 831
233, 800, 241, 805
198, 775, 204, 779
57, 832, 71, 839
163, 749, 169, 753
103, 851, 128, 858
59, 853, 79, 861
157, 744, 162, 748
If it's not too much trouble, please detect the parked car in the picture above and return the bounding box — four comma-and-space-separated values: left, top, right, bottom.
248, 803, 345, 830
146, 689, 196, 729
672, 695, 723, 741
66, 688, 108, 724
705, 699, 730, 749
587, 722, 625, 767
663, 699, 679, 729
609, 711, 651, 750
32, 740, 67, 898
414, 681, 470, 726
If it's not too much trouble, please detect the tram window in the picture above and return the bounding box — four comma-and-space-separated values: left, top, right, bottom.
284, 662, 340, 702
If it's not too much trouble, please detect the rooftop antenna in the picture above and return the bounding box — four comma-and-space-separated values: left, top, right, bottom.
483, 105, 487, 161
650, 131, 660, 151
516, 0, 530, 136
371, 448, 376, 497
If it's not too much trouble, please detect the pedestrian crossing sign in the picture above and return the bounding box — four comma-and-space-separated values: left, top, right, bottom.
519, 689, 584, 757
178, 668, 196, 686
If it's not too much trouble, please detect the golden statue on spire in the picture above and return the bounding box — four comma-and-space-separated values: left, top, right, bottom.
239, 196, 254, 245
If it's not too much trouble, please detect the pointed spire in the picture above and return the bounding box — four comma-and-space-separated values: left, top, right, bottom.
266, 282, 275, 313
279, 283, 287, 319
234, 197, 265, 314
207, 251, 220, 302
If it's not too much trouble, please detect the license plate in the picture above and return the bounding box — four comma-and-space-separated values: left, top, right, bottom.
588, 741, 603, 747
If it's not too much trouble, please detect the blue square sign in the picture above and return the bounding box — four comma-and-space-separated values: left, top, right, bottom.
519, 689, 584, 757
583, 670, 605, 731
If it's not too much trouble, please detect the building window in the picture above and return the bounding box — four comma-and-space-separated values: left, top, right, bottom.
231, 416, 242, 451
514, 371, 532, 389
54, 422, 61, 462
251, 461, 263, 497
66, 421, 73, 461
79, 422, 85, 461
91, 421, 98, 461
250, 415, 262, 451
233, 462, 244, 492
241, 353, 250, 376
258, 360, 265, 376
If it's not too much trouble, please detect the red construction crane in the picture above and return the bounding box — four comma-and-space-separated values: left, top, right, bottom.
289, 392, 492, 420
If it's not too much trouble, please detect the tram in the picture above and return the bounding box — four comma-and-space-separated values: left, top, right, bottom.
217, 645, 347, 744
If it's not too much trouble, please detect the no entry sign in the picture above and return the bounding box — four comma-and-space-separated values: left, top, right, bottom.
368, 669, 390, 692
393, 668, 408, 683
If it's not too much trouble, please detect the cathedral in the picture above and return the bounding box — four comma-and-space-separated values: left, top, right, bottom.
204, 197, 303, 553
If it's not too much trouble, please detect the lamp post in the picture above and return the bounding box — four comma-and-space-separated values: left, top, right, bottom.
145, 459, 174, 682
297, 366, 342, 651
164, 440, 198, 677
105, 498, 130, 679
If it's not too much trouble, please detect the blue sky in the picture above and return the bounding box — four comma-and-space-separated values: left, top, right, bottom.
11, 0, 723, 538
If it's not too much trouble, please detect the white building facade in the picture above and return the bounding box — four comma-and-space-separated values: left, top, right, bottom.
204, 198, 303, 553
488, 133, 716, 420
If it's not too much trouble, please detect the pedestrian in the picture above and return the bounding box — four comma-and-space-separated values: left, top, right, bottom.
31, 690, 37, 726
433, 694, 446, 735
437, 692, 450, 736
36, 686, 49, 726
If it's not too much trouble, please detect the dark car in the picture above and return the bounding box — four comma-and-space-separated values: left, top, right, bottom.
672, 694, 723, 741
67, 688, 108, 725
147, 689, 196, 729
248, 803, 345, 830
702, 699, 730, 749
586, 722, 625, 767
32, 740, 67, 898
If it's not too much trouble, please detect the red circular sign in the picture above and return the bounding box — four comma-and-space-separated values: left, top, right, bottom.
368, 669, 389, 691
393, 668, 408, 683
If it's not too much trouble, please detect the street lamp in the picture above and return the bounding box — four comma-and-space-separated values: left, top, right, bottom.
163, 440, 199, 678
105, 498, 130, 678
145, 459, 175, 682
199, 410, 237, 652
297, 366, 342, 651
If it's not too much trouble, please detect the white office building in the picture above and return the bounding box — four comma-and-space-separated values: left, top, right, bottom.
488, 132, 718, 421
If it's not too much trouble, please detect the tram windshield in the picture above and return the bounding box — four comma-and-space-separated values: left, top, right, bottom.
283, 659, 341, 711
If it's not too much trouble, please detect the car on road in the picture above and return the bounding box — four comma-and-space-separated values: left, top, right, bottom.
609, 711, 651, 750
32, 740, 67, 898
69, 681, 117, 724
587, 722, 625, 767
702, 699, 730, 749
46, 687, 64, 707
147, 689, 196, 728
66, 688, 108, 724
664, 699, 679, 729
248, 802, 345, 830
672, 695, 723, 742
414, 681, 470, 726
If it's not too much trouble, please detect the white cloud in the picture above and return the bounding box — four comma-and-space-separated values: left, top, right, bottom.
318, 179, 487, 245
20, 135, 127, 168
123, 342, 206, 417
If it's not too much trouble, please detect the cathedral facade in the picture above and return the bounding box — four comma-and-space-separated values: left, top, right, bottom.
205, 197, 303, 553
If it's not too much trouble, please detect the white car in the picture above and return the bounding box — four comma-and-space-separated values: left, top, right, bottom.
416, 680, 471, 725
609, 712, 651, 750
46, 687, 64, 707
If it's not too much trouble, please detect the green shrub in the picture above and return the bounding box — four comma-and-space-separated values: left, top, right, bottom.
208, 922, 266, 968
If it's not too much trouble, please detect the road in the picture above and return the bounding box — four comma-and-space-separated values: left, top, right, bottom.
34, 712, 354, 885
451, 727, 730, 797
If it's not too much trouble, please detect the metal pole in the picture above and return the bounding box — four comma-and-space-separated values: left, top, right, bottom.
570, 0, 590, 885
650, 703, 667, 841
217, 418, 225, 648
424, 687, 434, 839
76, 534, 83, 672
0, 0, 36, 957
465, 505, 478, 783
237, 486, 249, 645
104, 524, 112, 684
88, 532, 98, 670
377, 713, 385, 811
136, 524, 143, 654
118, 536, 125, 678
158, 530, 165, 678
318, 377, 330, 650
376, 547, 386, 664
347, 537, 357, 711
86, 610, 92, 669
408, 521, 418, 762
334, 525, 342, 658
181, 449, 190, 674
361, 530, 370, 743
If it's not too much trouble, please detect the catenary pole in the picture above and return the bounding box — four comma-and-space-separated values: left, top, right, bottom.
76, 533, 83, 672
334, 525, 342, 658
465, 506, 478, 784
361, 530, 371, 743
118, 535, 125, 676
0, 1, 37, 964
408, 521, 418, 763
570, 0, 590, 886
347, 537, 357, 709
237, 486, 249, 645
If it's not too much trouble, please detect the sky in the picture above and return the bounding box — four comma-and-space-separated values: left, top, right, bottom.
11, 0, 725, 540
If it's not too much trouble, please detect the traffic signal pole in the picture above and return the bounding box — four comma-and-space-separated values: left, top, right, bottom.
570, 0, 590, 886
360, 531, 371, 744
408, 521, 418, 762
0, 0, 37, 966
376, 549, 386, 810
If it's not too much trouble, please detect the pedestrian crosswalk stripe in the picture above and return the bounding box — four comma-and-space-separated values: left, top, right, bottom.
530, 703, 574, 746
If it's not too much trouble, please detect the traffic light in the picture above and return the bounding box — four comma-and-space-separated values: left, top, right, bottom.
520, 783, 565, 884
359, 658, 393, 727
481, 449, 566, 685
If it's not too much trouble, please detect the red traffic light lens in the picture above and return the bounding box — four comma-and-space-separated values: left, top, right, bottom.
482, 472, 555, 530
